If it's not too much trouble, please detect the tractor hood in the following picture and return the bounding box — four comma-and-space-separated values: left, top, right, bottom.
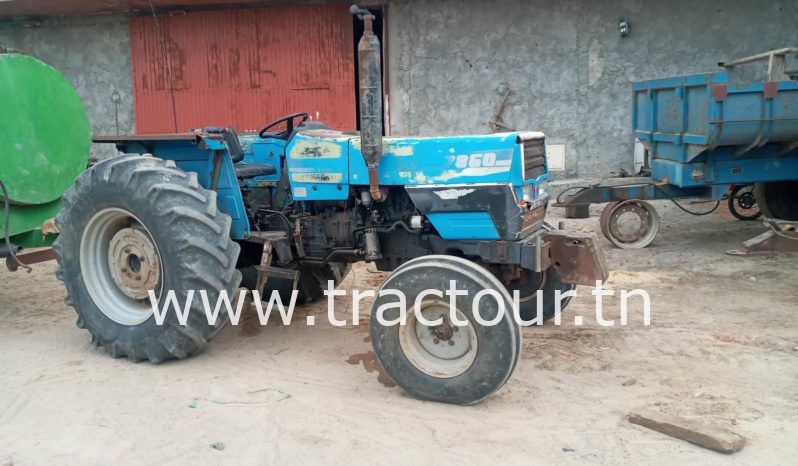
283, 129, 548, 201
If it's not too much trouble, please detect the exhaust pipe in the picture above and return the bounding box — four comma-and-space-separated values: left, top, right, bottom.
351, 5, 386, 202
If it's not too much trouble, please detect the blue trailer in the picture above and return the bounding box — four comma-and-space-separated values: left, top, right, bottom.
556, 48, 798, 248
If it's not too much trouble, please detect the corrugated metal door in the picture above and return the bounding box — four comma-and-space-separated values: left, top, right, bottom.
129, 4, 355, 134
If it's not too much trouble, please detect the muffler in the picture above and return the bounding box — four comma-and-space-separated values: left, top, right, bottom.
351, 5, 386, 202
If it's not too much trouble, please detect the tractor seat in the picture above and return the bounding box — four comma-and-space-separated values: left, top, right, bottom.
234, 163, 277, 179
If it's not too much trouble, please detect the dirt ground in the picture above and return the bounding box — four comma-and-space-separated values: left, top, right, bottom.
1, 200, 797, 465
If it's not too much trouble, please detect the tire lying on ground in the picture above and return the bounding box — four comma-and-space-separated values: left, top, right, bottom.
54, 154, 242, 363
370, 255, 521, 405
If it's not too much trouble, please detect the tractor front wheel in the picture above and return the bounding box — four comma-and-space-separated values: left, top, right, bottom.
370, 255, 520, 405
54, 154, 242, 363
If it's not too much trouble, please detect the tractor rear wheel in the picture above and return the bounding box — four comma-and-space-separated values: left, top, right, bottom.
370, 255, 520, 405
54, 154, 242, 363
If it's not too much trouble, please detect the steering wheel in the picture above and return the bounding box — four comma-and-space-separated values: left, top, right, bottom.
258, 112, 309, 139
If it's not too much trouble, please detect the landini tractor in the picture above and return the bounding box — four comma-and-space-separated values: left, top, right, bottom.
54, 7, 607, 404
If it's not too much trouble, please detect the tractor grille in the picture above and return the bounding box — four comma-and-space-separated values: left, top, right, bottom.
522, 137, 547, 180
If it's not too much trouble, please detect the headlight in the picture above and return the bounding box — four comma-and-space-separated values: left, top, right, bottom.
522, 184, 532, 201
537, 179, 548, 198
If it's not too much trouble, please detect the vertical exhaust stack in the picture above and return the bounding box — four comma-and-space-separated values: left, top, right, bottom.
351, 4, 385, 202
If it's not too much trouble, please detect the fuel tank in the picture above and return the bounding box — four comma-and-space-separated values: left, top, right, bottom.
0, 51, 90, 242
0, 52, 90, 207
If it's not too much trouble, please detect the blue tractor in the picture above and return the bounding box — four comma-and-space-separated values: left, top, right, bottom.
55, 7, 606, 404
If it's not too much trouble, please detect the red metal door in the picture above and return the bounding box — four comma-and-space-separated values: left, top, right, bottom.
129, 4, 355, 134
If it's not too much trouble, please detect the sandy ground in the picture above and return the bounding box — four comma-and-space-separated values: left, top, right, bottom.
1, 201, 798, 465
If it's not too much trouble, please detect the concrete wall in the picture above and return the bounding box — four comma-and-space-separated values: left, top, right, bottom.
387, 0, 798, 177
0, 14, 133, 159
2, 1, 796, 174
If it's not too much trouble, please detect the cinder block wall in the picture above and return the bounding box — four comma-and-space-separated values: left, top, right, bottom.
387, 0, 798, 177
0, 14, 134, 160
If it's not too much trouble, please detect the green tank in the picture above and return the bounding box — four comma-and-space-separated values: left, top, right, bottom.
0, 50, 90, 250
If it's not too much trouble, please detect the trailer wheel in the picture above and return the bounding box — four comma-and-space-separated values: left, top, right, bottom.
727, 185, 762, 221
370, 255, 520, 405
54, 154, 242, 363
754, 181, 798, 221
600, 200, 660, 249
599, 201, 622, 239
502, 267, 576, 324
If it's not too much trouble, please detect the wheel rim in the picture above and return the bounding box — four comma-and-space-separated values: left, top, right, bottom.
605, 200, 659, 249
732, 186, 760, 219
737, 191, 757, 210
398, 299, 478, 378
80, 208, 163, 325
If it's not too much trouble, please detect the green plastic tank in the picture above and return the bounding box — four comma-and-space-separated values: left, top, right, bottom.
0, 51, 90, 247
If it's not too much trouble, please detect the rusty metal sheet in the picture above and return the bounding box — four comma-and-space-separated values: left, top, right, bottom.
710, 83, 728, 102
543, 231, 609, 286
762, 81, 779, 100
129, 4, 356, 134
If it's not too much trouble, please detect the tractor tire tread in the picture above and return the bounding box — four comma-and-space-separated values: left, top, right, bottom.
54, 153, 241, 364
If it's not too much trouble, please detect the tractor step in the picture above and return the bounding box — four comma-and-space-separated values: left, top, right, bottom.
256, 265, 299, 282
252, 232, 299, 293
